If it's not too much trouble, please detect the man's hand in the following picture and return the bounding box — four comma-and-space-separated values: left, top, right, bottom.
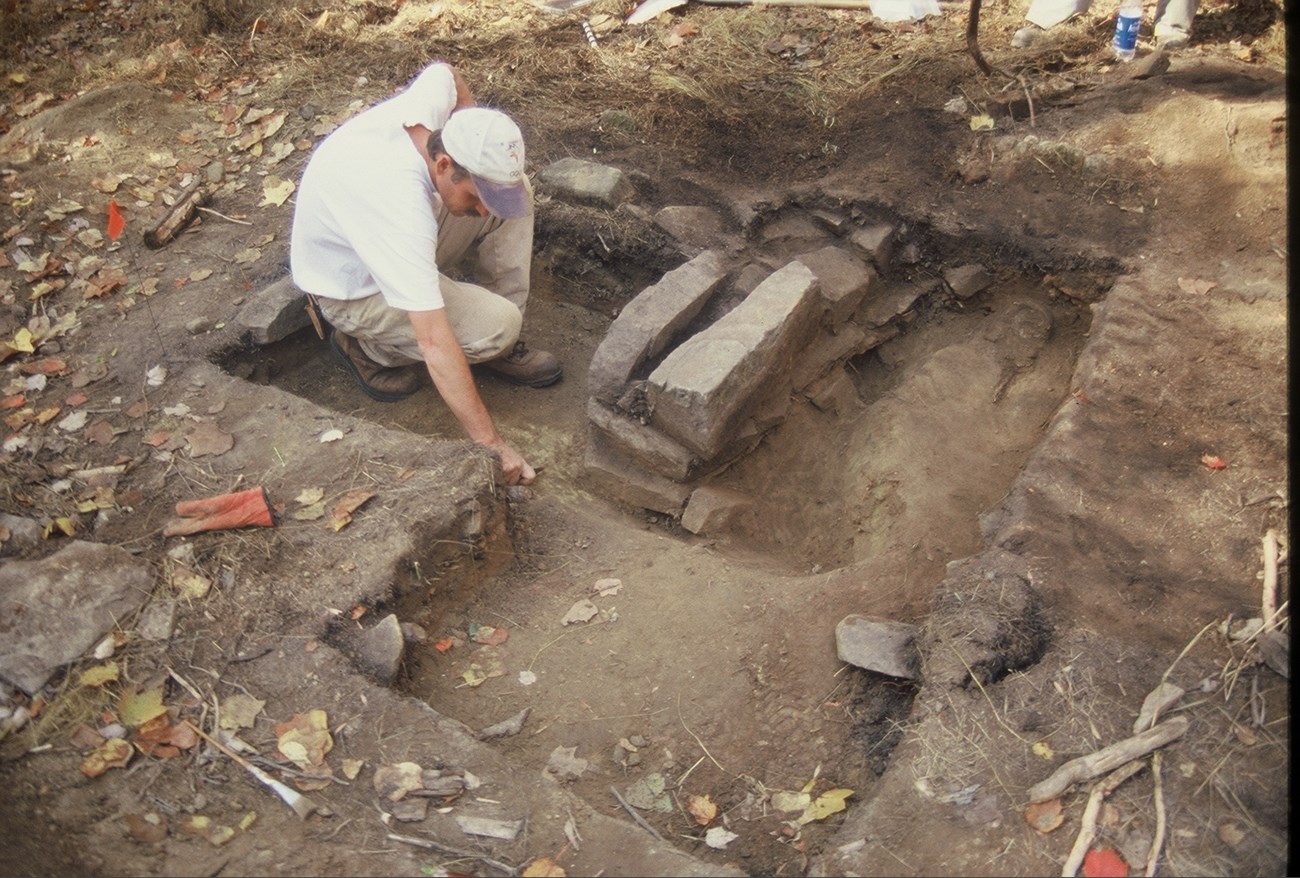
407, 309, 536, 486
489, 439, 536, 486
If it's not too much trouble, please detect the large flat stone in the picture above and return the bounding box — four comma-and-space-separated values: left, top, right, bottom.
648, 261, 821, 458
858, 278, 940, 328
794, 245, 876, 324
236, 275, 312, 344
586, 400, 698, 482
536, 157, 634, 208
835, 614, 921, 680
0, 541, 154, 694
583, 433, 691, 516
681, 486, 753, 535
587, 250, 728, 405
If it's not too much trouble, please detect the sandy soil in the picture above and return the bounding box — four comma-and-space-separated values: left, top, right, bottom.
0, 1, 1288, 876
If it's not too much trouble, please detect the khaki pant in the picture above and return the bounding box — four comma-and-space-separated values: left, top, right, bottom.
318, 206, 533, 367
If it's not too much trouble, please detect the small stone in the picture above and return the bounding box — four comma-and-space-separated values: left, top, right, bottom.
389, 797, 428, 822
353, 614, 405, 685
944, 264, 993, 299
399, 622, 428, 644
835, 614, 921, 680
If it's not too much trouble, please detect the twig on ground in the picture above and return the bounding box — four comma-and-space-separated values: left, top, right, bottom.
385, 831, 516, 875
185, 721, 318, 819
609, 785, 664, 841
1261, 529, 1281, 630
1019, 74, 1036, 127
195, 206, 252, 225
1144, 752, 1166, 878
1027, 716, 1188, 803
678, 692, 730, 775
1061, 760, 1146, 877
949, 646, 1032, 744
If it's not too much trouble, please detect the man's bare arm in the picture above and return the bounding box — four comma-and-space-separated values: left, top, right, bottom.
406, 308, 534, 485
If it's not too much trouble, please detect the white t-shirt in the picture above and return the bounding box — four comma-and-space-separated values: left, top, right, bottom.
290, 63, 458, 311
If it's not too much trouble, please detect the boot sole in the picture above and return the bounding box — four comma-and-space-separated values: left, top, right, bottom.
329, 331, 419, 403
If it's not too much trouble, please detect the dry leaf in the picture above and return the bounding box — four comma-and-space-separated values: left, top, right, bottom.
261, 175, 295, 207
186, 420, 234, 457
133, 713, 199, 758
275, 709, 332, 769
80, 737, 133, 777
1024, 798, 1065, 833
180, 815, 236, 846
327, 488, 375, 531
124, 812, 168, 844
521, 858, 567, 878
687, 794, 718, 826
798, 787, 852, 824
1217, 821, 1246, 847
219, 693, 266, 730
561, 599, 598, 625
118, 686, 168, 727
293, 502, 326, 521
170, 564, 212, 600
78, 662, 121, 687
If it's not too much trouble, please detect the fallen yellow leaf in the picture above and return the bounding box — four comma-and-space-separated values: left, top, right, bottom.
78, 661, 121, 687
798, 788, 853, 824
521, 857, 567, 877
118, 686, 168, 727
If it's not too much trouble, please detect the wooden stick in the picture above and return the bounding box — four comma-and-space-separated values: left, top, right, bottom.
1261, 529, 1280, 631
966, 0, 994, 75
1027, 716, 1187, 803
185, 720, 318, 819
385, 832, 516, 875
1061, 760, 1145, 877
1144, 752, 1167, 877
609, 786, 664, 840
144, 179, 211, 249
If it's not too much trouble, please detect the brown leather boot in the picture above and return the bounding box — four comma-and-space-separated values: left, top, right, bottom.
329, 330, 422, 402
482, 340, 562, 388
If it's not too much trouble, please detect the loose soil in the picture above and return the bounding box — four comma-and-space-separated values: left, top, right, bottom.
0, 2, 1289, 877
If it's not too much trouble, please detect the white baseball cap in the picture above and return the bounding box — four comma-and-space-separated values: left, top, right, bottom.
441, 107, 531, 219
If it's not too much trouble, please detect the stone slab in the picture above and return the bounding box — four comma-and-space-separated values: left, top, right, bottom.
858, 279, 939, 328
794, 245, 876, 324
835, 614, 921, 680
236, 275, 311, 345
944, 263, 993, 299
587, 400, 698, 482
849, 223, 897, 272
587, 250, 728, 405
681, 486, 752, 535
648, 261, 820, 458
537, 157, 633, 208
653, 205, 730, 252
583, 433, 691, 516
0, 541, 154, 694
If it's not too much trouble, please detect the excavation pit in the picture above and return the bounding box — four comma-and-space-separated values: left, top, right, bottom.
228, 191, 1102, 873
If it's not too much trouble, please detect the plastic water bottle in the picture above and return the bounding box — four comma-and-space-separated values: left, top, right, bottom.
1111, 0, 1142, 61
